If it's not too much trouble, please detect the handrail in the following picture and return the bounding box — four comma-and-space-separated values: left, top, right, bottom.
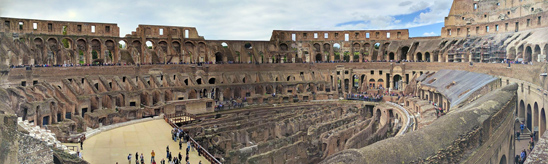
164, 114, 222, 164
386, 102, 412, 136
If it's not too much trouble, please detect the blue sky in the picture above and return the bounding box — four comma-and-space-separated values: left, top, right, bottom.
0, 0, 452, 40
335, 7, 444, 37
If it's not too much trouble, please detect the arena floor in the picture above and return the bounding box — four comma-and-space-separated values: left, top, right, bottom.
69, 119, 208, 164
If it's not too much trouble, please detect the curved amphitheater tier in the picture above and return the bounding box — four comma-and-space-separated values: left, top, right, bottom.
5, 8, 548, 162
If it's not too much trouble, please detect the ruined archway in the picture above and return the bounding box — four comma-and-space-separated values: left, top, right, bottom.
316, 54, 322, 62
518, 100, 525, 120
215, 52, 223, 63
534, 102, 539, 130
416, 52, 423, 61
400, 46, 409, 61
527, 104, 532, 131
534, 45, 541, 62
388, 52, 395, 60
541, 108, 546, 135
525, 46, 532, 62
393, 75, 402, 90
425, 52, 431, 62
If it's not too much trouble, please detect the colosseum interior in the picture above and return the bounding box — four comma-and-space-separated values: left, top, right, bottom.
3, 0, 548, 163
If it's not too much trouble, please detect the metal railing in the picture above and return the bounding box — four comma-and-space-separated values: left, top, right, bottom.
164, 114, 222, 164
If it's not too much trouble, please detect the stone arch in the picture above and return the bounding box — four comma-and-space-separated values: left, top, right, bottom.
541, 108, 546, 135
188, 89, 197, 99
323, 43, 331, 52
518, 100, 525, 120
314, 43, 321, 52
215, 52, 224, 63
105, 40, 115, 62
534, 44, 541, 62
353, 43, 360, 51
280, 43, 288, 51
198, 42, 207, 62
61, 37, 73, 49
377, 79, 384, 88
185, 42, 195, 61
393, 74, 402, 90
527, 104, 532, 130
416, 52, 423, 61
47, 38, 60, 64
316, 54, 322, 62
525, 45, 532, 62
221, 42, 228, 48
91, 39, 102, 62
400, 46, 409, 61
244, 43, 252, 49
388, 52, 395, 60
118, 40, 127, 49
425, 52, 431, 62
534, 102, 539, 130
499, 155, 506, 164
208, 78, 216, 84
158, 41, 168, 53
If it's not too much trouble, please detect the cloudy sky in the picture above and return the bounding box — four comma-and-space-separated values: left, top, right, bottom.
0, 0, 452, 40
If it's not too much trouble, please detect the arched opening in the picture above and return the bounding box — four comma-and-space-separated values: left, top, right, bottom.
534, 102, 539, 131
118, 40, 127, 49
369, 79, 376, 88
541, 108, 546, 135
188, 90, 197, 99
375, 109, 381, 121
196, 78, 202, 85
527, 104, 532, 131
425, 52, 431, 62
525, 46, 532, 62
519, 100, 525, 120
244, 43, 252, 49
61, 38, 72, 49
314, 43, 321, 52
499, 155, 507, 164
280, 43, 288, 51
416, 52, 423, 61
400, 46, 409, 61
209, 78, 216, 84
393, 75, 402, 90
316, 54, 322, 62
534, 45, 541, 62
146, 41, 154, 49
374, 43, 380, 50
377, 79, 384, 88
333, 43, 341, 61
221, 42, 228, 48
215, 52, 223, 63
388, 52, 395, 60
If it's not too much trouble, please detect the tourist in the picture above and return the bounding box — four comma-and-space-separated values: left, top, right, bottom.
80, 138, 84, 150
520, 123, 524, 133
166, 146, 170, 158
151, 150, 155, 162
199, 160, 202, 164
178, 152, 182, 163
515, 155, 520, 164
136, 152, 139, 161
128, 154, 132, 163
179, 139, 183, 150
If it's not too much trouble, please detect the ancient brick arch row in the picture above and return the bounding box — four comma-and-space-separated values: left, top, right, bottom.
517, 99, 547, 137
507, 43, 548, 62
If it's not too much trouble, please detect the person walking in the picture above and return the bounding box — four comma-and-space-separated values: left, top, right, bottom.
151, 150, 155, 162
128, 154, 132, 164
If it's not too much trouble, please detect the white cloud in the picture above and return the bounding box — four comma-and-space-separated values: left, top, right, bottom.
1, 0, 452, 40
423, 32, 437, 36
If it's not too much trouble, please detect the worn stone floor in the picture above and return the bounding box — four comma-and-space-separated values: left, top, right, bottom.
66, 119, 208, 164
